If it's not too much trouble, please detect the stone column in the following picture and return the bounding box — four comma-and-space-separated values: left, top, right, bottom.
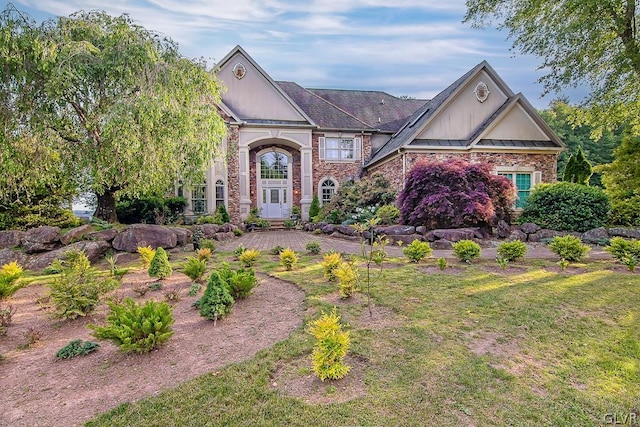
300, 147, 313, 220
238, 146, 251, 220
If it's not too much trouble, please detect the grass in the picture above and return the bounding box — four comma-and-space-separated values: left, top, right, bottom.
76, 253, 640, 426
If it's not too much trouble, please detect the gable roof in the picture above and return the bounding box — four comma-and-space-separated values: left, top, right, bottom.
276, 82, 376, 131
214, 46, 316, 126
366, 61, 563, 167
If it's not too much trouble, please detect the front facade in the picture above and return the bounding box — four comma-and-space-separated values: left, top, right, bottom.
183, 46, 564, 222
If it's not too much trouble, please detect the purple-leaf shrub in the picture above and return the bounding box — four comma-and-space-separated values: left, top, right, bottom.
397, 159, 516, 230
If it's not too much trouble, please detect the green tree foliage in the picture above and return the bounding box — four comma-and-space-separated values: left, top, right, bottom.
519, 182, 610, 232
321, 174, 396, 224
90, 298, 174, 353
148, 247, 172, 280
539, 100, 622, 185
0, 6, 226, 222
563, 146, 593, 185
308, 195, 321, 220
465, 1, 640, 138
599, 134, 640, 226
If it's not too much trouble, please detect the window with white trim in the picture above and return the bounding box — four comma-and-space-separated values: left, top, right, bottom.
319, 137, 361, 161
260, 152, 288, 179
215, 180, 225, 209
498, 172, 537, 209
319, 178, 338, 205
191, 182, 207, 214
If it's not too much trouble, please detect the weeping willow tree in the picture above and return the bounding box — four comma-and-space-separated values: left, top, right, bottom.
0, 5, 226, 221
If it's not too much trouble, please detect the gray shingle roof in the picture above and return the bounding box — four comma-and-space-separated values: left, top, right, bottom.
476, 139, 560, 148
305, 88, 427, 132
276, 81, 376, 131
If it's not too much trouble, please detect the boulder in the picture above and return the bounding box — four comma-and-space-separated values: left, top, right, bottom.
496, 220, 511, 239
171, 227, 192, 246
60, 224, 94, 245
335, 225, 357, 236
416, 226, 427, 235
508, 230, 527, 242
212, 231, 235, 241
581, 227, 610, 244
608, 227, 640, 240
112, 224, 178, 253
321, 224, 335, 234
528, 229, 565, 242
0, 230, 25, 249
0, 248, 29, 267
23, 226, 61, 254
389, 234, 423, 245
519, 222, 540, 235
329, 232, 359, 241
218, 223, 233, 233
427, 228, 476, 242
26, 240, 112, 271
84, 228, 118, 242
431, 239, 453, 250
376, 225, 416, 236
303, 223, 315, 232
199, 224, 220, 238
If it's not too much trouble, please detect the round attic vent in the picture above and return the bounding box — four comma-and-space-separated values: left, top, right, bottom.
233, 63, 247, 79
474, 82, 489, 102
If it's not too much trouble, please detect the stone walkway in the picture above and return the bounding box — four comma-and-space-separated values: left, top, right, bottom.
216, 230, 612, 260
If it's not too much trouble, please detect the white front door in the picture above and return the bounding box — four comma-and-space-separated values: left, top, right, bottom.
262, 186, 288, 218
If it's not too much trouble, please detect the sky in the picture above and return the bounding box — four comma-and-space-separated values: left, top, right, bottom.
3, 0, 586, 109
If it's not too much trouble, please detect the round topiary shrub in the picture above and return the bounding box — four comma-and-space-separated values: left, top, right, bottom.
148, 247, 172, 279
518, 182, 610, 232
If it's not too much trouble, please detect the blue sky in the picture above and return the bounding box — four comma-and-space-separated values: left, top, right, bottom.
5, 0, 586, 109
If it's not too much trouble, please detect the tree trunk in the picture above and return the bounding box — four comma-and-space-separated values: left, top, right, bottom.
94, 189, 118, 223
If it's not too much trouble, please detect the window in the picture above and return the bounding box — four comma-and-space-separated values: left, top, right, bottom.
260, 152, 288, 179
191, 182, 207, 214
215, 180, 225, 209
499, 172, 532, 209
319, 137, 361, 161
319, 178, 337, 205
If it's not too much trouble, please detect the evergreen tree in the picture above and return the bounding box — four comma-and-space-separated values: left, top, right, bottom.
308, 196, 320, 219
563, 146, 593, 185
148, 247, 172, 280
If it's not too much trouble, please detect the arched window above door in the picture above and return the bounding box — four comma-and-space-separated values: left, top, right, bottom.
260, 152, 289, 179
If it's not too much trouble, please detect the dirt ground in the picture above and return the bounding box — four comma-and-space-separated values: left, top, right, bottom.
0, 271, 305, 427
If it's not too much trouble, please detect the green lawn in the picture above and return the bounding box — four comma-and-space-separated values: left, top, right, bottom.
87, 254, 640, 426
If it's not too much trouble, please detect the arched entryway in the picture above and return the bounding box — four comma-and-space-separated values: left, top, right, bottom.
256, 148, 293, 218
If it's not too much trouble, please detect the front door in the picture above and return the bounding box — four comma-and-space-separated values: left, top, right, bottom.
262, 186, 287, 218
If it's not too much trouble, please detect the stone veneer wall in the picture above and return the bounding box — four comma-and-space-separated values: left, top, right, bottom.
367, 151, 559, 191
226, 124, 241, 223
310, 133, 372, 196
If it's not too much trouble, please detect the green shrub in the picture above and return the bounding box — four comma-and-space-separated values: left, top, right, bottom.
375, 204, 400, 225
0, 303, 16, 335
43, 259, 64, 275
49, 251, 119, 319
0, 261, 25, 300
270, 245, 284, 255
214, 204, 230, 224
234, 244, 246, 257
334, 262, 359, 299
199, 239, 217, 251
518, 182, 610, 232
606, 237, 640, 271
280, 248, 298, 271
322, 252, 343, 281
116, 196, 186, 225
195, 248, 212, 262
137, 246, 156, 269
437, 257, 447, 270
238, 249, 260, 267
306, 241, 321, 254
197, 215, 221, 225
148, 247, 172, 280
309, 196, 321, 220
198, 271, 235, 323
56, 339, 100, 359
496, 240, 528, 262
608, 197, 640, 227
187, 283, 202, 296
308, 308, 351, 381
452, 240, 481, 263
90, 298, 174, 353
548, 235, 590, 262
402, 240, 432, 262
183, 257, 207, 282
233, 228, 243, 237
216, 263, 258, 299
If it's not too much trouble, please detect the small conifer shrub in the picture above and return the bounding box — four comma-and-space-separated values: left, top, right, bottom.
496, 240, 528, 262
548, 235, 590, 262
334, 262, 359, 299
196, 248, 212, 262
90, 298, 174, 354
197, 271, 235, 325
199, 239, 217, 251
437, 257, 447, 270
238, 249, 261, 267
56, 339, 100, 359
279, 248, 298, 270
308, 195, 321, 220
0, 261, 25, 300
403, 240, 433, 263
183, 257, 207, 283
148, 247, 172, 280
606, 237, 640, 269
305, 241, 321, 254
322, 252, 343, 281
452, 240, 481, 263
137, 246, 156, 268
308, 308, 351, 381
